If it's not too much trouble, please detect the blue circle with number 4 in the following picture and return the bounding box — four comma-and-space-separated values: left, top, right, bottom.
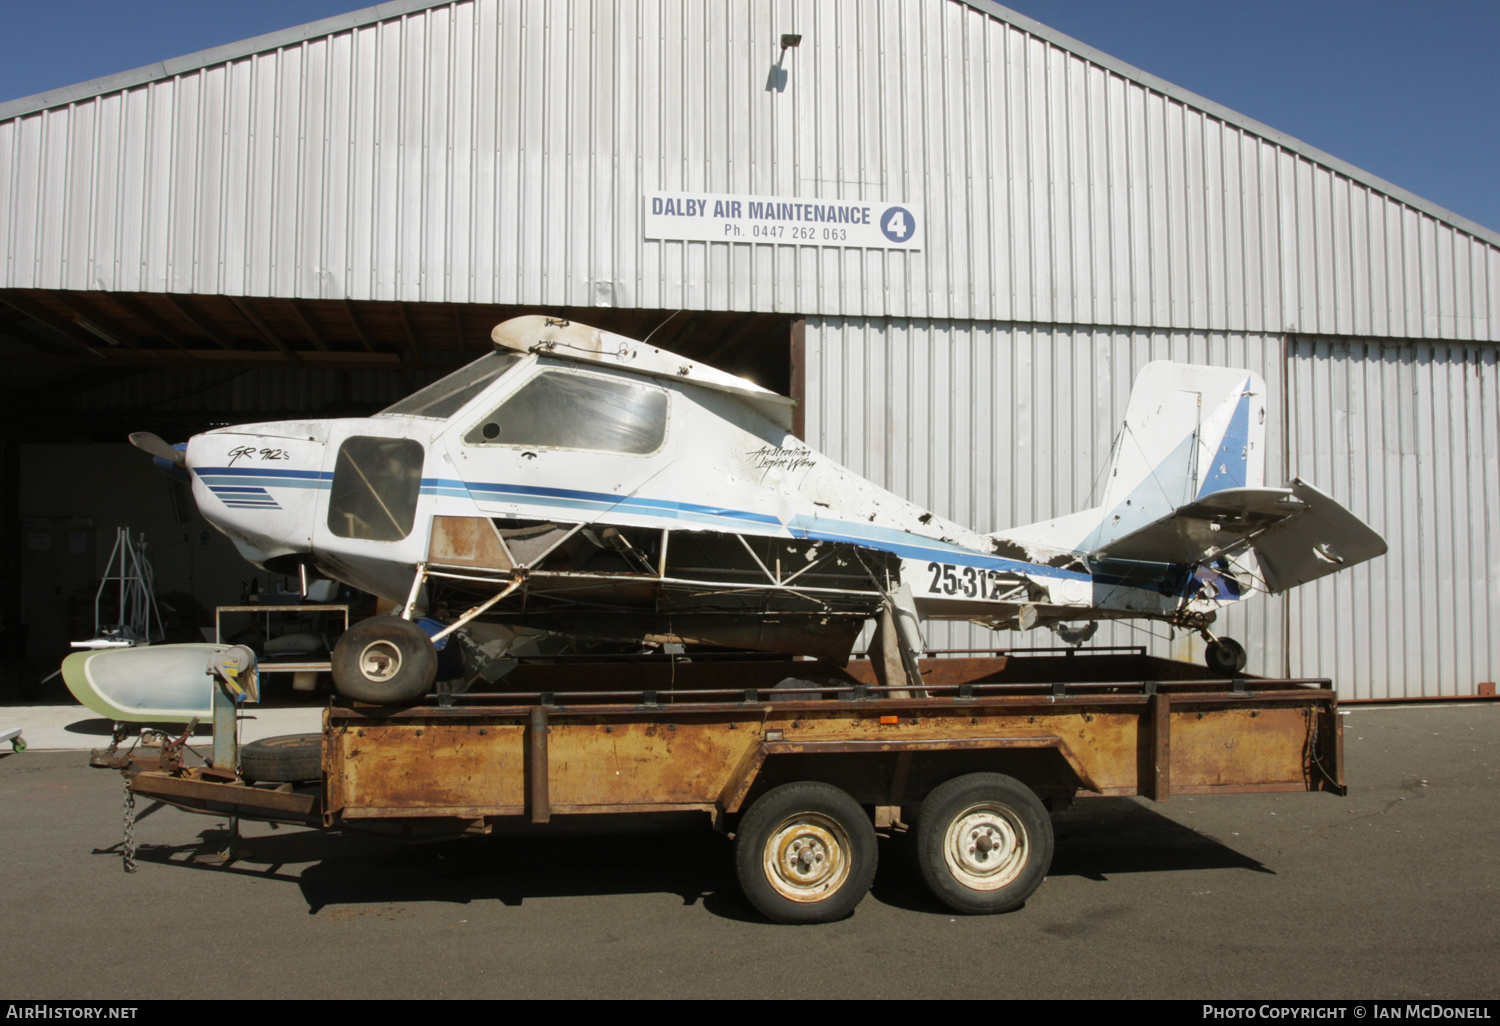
880, 206, 916, 244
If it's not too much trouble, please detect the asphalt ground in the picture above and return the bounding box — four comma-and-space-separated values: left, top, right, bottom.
0, 702, 1495, 1001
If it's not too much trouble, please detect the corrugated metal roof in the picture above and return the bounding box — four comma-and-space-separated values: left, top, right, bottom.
957, 1, 1500, 248
0, 1, 444, 123
3, 0, 1494, 250
1, 0, 1496, 337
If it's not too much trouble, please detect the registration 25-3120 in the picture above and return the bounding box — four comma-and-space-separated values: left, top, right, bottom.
921, 561, 1010, 600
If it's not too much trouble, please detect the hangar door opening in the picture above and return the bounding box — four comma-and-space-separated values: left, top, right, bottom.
2, 291, 796, 681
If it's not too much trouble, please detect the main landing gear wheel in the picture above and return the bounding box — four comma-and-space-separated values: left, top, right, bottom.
914, 773, 1053, 915
331, 615, 437, 704
1205, 636, 1248, 675
734, 782, 878, 924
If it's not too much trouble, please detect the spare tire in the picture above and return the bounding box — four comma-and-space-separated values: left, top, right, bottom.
241, 733, 322, 784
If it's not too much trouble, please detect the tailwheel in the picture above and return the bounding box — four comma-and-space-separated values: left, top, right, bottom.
1204, 636, 1248, 675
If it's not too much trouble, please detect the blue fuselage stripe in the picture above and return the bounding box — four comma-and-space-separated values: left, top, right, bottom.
425, 477, 784, 527
196, 466, 333, 481
197, 467, 1200, 594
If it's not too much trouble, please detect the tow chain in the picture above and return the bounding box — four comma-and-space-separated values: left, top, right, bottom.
121, 777, 138, 874
107, 723, 194, 875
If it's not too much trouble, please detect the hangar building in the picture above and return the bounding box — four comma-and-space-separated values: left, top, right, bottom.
2, 0, 1496, 700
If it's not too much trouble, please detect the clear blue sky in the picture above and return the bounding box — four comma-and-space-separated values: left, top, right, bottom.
3, 0, 1496, 233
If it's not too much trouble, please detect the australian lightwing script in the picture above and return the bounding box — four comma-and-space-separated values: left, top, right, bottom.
747, 445, 817, 473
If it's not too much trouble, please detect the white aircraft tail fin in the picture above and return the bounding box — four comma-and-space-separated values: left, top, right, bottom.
1087, 362, 1267, 554
1064, 365, 1385, 587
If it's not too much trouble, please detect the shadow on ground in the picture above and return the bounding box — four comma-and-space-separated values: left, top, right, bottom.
94, 796, 1268, 922
871, 796, 1269, 914
65, 717, 215, 738
298, 830, 774, 922
1048, 797, 1271, 879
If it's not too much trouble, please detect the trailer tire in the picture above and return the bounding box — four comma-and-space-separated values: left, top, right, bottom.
240, 734, 322, 784
915, 773, 1052, 915
331, 616, 437, 704
735, 782, 877, 924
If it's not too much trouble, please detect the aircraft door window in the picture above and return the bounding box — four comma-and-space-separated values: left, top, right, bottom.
463, 371, 668, 455
328, 436, 425, 541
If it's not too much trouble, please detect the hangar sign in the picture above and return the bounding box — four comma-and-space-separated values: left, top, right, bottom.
644, 191, 923, 250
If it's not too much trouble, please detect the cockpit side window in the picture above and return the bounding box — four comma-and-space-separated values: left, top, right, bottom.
379, 352, 523, 419
328, 436, 424, 541
463, 370, 668, 455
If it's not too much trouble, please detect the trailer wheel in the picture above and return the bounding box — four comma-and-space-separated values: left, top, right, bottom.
331, 616, 437, 704
915, 773, 1053, 915
241, 734, 322, 783
735, 782, 877, 924
1205, 637, 1248, 675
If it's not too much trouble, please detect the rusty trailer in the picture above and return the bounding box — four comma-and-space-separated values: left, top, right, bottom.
117, 649, 1343, 923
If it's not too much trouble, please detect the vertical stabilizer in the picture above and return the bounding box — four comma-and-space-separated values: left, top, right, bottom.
1086, 363, 1267, 553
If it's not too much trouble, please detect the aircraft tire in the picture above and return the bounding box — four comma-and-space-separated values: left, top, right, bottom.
735, 781, 877, 924
331, 615, 438, 704
1205, 637, 1248, 675
914, 772, 1053, 915
241, 734, 322, 783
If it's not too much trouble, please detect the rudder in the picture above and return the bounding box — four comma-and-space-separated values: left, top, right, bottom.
1088, 362, 1267, 553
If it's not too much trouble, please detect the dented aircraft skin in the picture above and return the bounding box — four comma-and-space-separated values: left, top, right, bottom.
157, 315, 1386, 669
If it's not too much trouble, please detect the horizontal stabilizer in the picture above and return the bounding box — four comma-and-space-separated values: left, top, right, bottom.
1091, 479, 1386, 594
1243, 480, 1388, 592
1093, 487, 1301, 564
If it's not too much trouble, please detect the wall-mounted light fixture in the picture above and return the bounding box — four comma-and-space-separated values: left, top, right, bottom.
768, 33, 801, 93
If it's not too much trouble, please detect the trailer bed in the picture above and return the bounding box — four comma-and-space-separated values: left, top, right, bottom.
115, 649, 1343, 922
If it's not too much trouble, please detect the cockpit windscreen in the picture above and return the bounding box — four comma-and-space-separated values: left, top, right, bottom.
379, 352, 523, 419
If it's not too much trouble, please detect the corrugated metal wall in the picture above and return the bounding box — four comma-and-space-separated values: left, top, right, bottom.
1286, 338, 1500, 698
804, 315, 1288, 674
3, 0, 1497, 338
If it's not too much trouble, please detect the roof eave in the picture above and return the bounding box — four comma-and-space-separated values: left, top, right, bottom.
0, 0, 451, 123
3, 0, 1493, 248
963, 1, 1500, 247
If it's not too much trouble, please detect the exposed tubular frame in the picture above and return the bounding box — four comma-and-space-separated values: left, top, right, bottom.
407, 515, 1231, 645
423, 562, 883, 610
415, 518, 901, 616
